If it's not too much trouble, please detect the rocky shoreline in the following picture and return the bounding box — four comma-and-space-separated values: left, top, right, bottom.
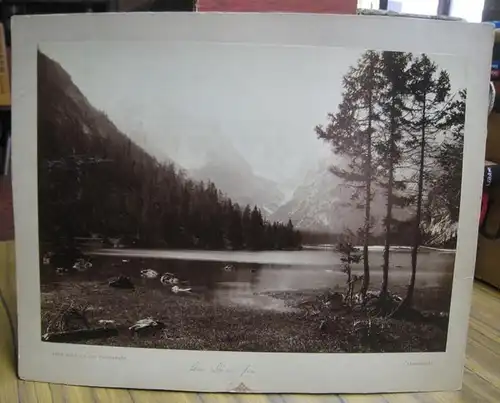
40, 277, 450, 353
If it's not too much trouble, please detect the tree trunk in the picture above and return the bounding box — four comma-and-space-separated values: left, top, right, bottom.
362, 180, 371, 298
347, 264, 353, 305
407, 99, 426, 308
382, 97, 396, 298
382, 144, 394, 297
361, 98, 373, 299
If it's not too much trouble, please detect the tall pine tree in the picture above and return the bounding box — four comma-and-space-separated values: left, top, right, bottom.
402, 54, 452, 307
375, 51, 413, 298
315, 50, 383, 299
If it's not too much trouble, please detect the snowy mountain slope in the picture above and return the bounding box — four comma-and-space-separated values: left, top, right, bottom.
271, 160, 412, 235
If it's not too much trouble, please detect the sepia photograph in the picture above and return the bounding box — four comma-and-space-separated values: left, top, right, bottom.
37, 41, 465, 354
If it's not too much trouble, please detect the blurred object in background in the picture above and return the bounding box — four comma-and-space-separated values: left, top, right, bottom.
119, 0, 195, 11
492, 21, 500, 80
0, 23, 9, 110
484, 0, 500, 22
197, 0, 356, 13
0, 1, 114, 46
0, 20, 12, 241
490, 22, 500, 114
357, 0, 380, 9
0, 173, 13, 241
386, 0, 439, 15
366, 0, 485, 21
0, 22, 10, 177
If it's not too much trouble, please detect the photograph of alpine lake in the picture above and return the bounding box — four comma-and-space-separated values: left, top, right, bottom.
38, 42, 465, 353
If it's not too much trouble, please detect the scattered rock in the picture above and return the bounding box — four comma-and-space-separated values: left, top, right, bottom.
55, 267, 69, 275
171, 285, 192, 294
129, 318, 165, 335
365, 290, 381, 299
161, 273, 191, 288
98, 319, 116, 326
141, 269, 159, 279
42, 252, 54, 265
160, 272, 175, 284
168, 277, 180, 285
223, 264, 235, 272
109, 275, 134, 289
44, 304, 92, 334
73, 258, 92, 272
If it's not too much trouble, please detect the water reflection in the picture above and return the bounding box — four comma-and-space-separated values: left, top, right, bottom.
46, 249, 455, 312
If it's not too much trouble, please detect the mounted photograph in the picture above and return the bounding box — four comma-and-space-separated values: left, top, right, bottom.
36, 40, 466, 354
11, 11, 495, 394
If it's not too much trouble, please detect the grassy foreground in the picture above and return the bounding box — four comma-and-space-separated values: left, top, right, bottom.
40, 278, 450, 353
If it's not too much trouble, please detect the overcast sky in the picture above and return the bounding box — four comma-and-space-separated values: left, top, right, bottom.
39, 41, 467, 191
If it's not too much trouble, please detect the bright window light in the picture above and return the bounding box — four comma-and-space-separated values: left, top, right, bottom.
357, 0, 380, 9
450, 0, 485, 22
398, 0, 439, 15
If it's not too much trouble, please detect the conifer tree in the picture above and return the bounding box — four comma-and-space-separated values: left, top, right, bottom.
422, 89, 466, 248
375, 51, 413, 298
315, 50, 383, 298
402, 54, 452, 307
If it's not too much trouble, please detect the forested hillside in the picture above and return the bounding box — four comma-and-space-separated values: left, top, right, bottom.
37, 51, 301, 252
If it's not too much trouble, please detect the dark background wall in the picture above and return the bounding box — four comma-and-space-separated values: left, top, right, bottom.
484, 0, 500, 20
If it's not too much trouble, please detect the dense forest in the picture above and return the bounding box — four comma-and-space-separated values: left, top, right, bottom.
37, 51, 302, 252
315, 51, 465, 307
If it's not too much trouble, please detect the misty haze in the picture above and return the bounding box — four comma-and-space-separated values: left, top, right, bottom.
37, 41, 465, 353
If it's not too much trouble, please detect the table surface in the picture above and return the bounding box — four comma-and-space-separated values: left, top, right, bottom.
1, 240, 500, 402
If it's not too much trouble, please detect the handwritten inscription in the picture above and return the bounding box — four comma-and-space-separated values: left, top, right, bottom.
52, 351, 126, 361
189, 362, 255, 377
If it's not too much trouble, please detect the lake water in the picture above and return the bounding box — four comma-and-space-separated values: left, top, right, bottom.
81, 248, 455, 312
